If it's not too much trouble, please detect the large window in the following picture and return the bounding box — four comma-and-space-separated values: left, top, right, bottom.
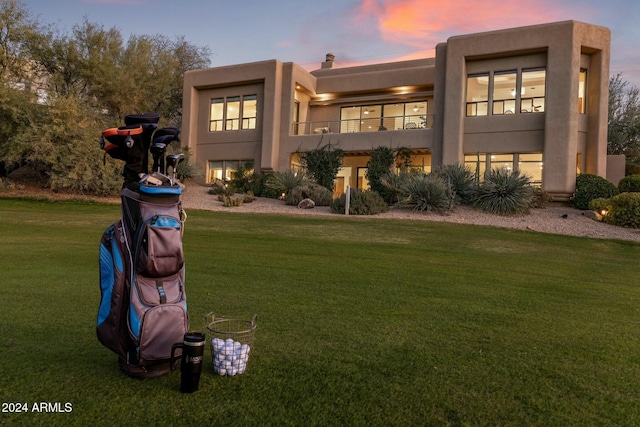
464, 152, 543, 183
466, 68, 546, 116
492, 71, 517, 115
209, 94, 257, 132
339, 101, 428, 133
520, 68, 546, 113
466, 73, 489, 116
207, 160, 253, 183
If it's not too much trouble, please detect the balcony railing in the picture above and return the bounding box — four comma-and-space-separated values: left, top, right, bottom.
292, 114, 434, 136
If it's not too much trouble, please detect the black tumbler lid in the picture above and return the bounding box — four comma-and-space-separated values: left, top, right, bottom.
184, 332, 205, 346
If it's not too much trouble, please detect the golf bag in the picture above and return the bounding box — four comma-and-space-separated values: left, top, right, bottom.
97, 112, 189, 378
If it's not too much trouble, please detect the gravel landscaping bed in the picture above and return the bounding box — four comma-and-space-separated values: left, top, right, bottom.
3, 182, 640, 243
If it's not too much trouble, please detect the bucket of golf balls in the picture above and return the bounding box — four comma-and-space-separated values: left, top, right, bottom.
205, 313, 257, 376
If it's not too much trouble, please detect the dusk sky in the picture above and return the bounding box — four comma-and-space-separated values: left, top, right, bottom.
24, 0, 640, 87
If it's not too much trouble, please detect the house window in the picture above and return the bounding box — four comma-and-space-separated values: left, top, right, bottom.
242, 95, 257, 129
518, 153, 543, 184
520, 68, 546, 113
225, 96, 240, 130
206, 160, 252, 183
465, 152, 543, 184
578, 69, 587, 114
466, 73, 489, 116
467, 68, 546, 116
209, 98, 224, 131
209, 95, 258, 132
339, 101, 428, 133
490, 154, 514, 171
292, 100, 300, 135
465, 153, 487, 180
492, 71, 517, 115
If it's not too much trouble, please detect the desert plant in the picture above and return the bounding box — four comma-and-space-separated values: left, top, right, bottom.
379, 171, 412, 204
617, 174, 640, 193
219, 194, 244, 207
593, 192, 640, 228
229, 160, 257, 193
285, 183, 333, 206
366, 146, 395, 201
434, 163, 476, 205
625, 163, 640, 176
174, 150, 202, 181
330, 188, 389, 215
298, 143, 344, 191
572, 173, 618, 210
473, 168, 534, 216
530, 186, 553, 208
208, 180, 235, 196
398, 174, 453, 214
264, 169, 308, 197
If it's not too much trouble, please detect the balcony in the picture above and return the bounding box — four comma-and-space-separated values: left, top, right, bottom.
292, 114, 434, 136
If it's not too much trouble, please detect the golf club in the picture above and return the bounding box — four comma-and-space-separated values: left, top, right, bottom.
166, 153, 185, 185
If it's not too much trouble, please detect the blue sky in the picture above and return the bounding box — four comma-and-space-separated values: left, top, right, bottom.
24, 0, 640, 87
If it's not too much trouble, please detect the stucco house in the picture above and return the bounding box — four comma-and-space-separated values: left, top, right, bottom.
181, 20, 617, 202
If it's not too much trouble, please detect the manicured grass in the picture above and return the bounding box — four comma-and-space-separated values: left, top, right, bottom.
1, 197, 640, 426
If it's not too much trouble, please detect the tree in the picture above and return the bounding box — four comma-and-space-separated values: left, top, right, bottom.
299, 142, 344, 192
0, 0, 211, 193
608, 74, 640, 163
365, 145, 394, 200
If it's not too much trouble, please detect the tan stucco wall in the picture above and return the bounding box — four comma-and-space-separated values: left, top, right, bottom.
436, 20, 610, 201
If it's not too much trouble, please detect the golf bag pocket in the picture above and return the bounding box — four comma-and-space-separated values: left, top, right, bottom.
97, 221, 127, 359
138, 304, 188, 361
137, 215, 184, 277
129, 274, 188, 361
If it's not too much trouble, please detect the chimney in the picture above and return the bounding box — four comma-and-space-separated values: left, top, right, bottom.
321, 53, 335, 69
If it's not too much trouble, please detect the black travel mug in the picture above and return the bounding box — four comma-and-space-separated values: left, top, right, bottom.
171, 332, 205, 393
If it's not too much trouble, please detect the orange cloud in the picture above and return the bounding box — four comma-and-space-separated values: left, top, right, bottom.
356, 0, 584, 48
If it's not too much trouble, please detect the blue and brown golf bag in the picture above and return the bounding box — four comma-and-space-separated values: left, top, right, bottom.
97, 112, 189, 378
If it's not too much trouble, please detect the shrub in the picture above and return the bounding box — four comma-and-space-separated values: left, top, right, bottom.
473, 168, 534, 216
398, 174, 453, 214
366, 146, 395, 201
208, 180, 234, 196
330, 188, 389, 215
264, 169, 307, 198
218, 195, 243, 207
529, 186, 553, 208
228, 161, 258, 193
618, 174, 640, 193
433, 163, 476, 205
379, 171, 412, 205
286, 183, 333, 206
625, 163, 640, 176
572, 174, 618, 210
595, 192, 640, 228
299, 143, 344, 191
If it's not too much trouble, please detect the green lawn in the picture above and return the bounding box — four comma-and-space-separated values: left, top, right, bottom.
1, 197, 640, 426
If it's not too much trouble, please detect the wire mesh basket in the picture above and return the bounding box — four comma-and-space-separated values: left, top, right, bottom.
204, 313, 257, 376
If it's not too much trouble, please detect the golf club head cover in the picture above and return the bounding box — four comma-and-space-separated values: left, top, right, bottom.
125, 113, 160, 178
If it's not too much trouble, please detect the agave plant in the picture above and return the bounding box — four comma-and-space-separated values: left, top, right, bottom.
434, 163, 476, 205
473, 168, 534, 215
398, 174, 454, 213
264, 169, 308, 197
